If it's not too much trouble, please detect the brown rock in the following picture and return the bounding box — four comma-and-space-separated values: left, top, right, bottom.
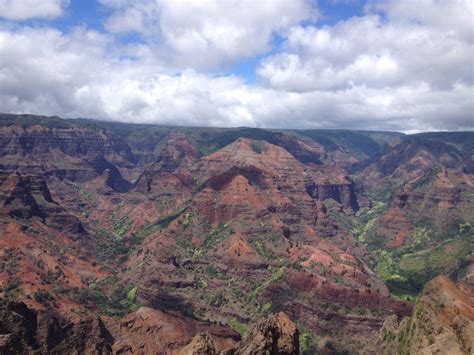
110, 307, 239, 354
0, 301, 114, 354
230, 312, 299, 355
179, 333, 217, 355
377, 276, 474, 355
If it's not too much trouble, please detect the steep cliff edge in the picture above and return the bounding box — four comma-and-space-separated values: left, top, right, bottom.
181, 312, 299, 355
0, 301, 114, 354
377, 276, 474, 355
0, 301, 296, 355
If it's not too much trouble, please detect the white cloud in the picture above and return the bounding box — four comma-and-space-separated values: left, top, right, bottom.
0, 0, 472, 132
100, 0, 316, 69
0, 0, 69, 20
258, 2, 473, 91
104, 7, 145, 34
366, 0, 474, 43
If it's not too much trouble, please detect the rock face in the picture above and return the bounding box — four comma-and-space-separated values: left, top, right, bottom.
373, 167, 473, 246
0, 124, 134, 164
377, 276, 474, 355
1, 172, 87, 237
179, 333, 217, 355
122, 136, 408, 353
3, 172, 54, 219
0, 175, 88, 254
181, 312, 299, 355
0, 124, 135, 189
154, 132, 200, 172
0, 302, 297, 355
0, 301, 114, 354
111, 307, 239, 353
353, 132, 474, 299
305, 181, 359, 211
230, 312, 299, 355
356, 135, 470, 186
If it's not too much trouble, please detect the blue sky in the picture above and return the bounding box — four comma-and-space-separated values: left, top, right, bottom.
0, 0, 472, 132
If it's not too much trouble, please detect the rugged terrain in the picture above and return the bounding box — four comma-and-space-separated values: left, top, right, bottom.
0, 113, 472, 354
377, 275, 474, 355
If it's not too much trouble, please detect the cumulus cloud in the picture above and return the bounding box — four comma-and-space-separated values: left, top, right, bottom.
0, 0, 472, 132
100, 0, 316, 68
258, 4, 473, 91
0, 0, 69, 20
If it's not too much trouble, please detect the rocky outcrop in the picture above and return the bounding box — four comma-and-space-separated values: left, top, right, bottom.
155, 132, 200, 171
230, 312, 299, 355
0, 301, 114, 354
179, 333, 217, 354
111, 307, 239, 354
305, 180, 359, 211
182, 312, 299, 355
377, 276, 474, 355
0, 172, 87, 238
3, 173, 53, 219
0, 304, 297, 355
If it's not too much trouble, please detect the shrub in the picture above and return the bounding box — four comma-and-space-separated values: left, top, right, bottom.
209, 291, 227, 307
299, 324, 318, 355
227, 317, 248, 336
251, 141, 264, 154
34, 290, 54, 305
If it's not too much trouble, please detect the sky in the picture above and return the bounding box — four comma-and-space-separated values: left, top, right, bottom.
0, 0, 472, 132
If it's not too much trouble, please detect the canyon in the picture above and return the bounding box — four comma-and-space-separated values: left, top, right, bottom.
0, 113, 472, 354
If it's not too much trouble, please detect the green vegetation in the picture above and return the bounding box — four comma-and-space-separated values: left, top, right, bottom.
194, 127, 279, 156
188, 222, 234, 258
397, 312, 418, 355
288, 257, 307, 270
250, 239, 275, 260
352, 190, 472, 299
205, 265, 217, 277
400, 237, 470, 280
209, 291, 227, 307
251, 140, 264, 154
227, 317, 249, 336
130, 202, 192, 248
327, 199, 388, 248
34, 290, 54, 305
182, 211, 192, 227
376, 234, 471, 297
129, 222, 155, 245
192, 177, 203, 188
382, 328, 397, 343
95, 227, 129, 259
299, 324, 318, 355
375, 250, 401, 281
247, 266, 285, 311
412, 131, 474, 151
156, 205, 190, 228
0, 113, 77, 129
352, 201, 387, 244
70, 278, 140, 317
127, 286, 138, 303
300, 129, 393, 160
108, 213, 132, 240
410, 166, 440, 190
